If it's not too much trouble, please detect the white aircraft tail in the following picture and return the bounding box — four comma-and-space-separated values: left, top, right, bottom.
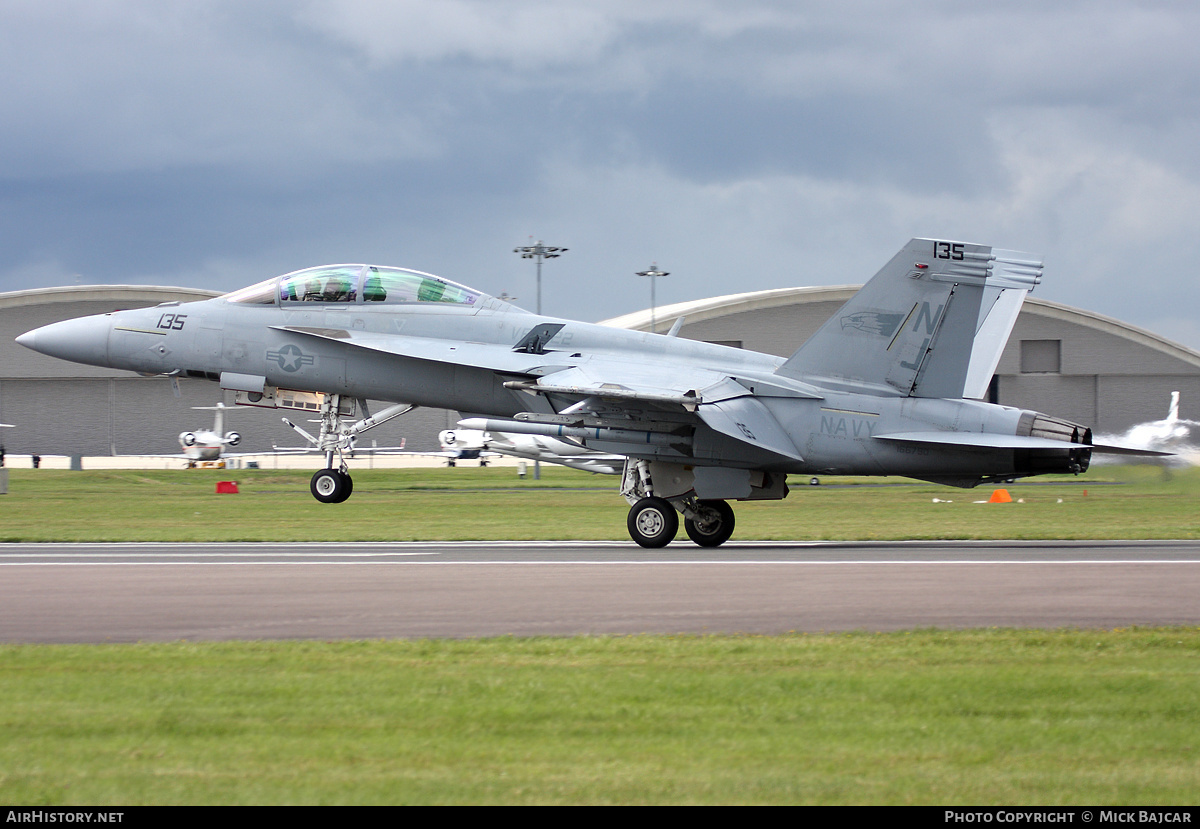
776, 238, 1042, 399
192, 402, 229, 435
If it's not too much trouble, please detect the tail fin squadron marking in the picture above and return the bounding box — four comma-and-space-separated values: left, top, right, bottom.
776, 238, 1042, 400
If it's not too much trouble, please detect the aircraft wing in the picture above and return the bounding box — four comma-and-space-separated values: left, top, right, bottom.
266, 445, 412, 455
276, 323, 816, 463
123, 452, 205, 460
124, 449, 306, 460
475, 361, 813, 464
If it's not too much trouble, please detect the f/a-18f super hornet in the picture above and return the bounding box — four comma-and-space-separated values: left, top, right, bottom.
16, 239, 1144, 547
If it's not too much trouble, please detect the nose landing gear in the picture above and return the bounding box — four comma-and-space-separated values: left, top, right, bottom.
282, 393, 414, 503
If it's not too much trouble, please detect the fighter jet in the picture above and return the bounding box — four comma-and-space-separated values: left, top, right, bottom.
175, 403, 244, 466
1095, 392, 1200, 465
435, 428, 492, 466
15, 240, 1142, 547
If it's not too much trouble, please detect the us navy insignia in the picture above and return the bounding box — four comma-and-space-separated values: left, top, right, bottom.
266, 343, 315, 372
839, 311, 904, 337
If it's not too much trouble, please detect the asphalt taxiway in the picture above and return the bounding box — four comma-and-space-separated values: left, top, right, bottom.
2, 540, 1199, 642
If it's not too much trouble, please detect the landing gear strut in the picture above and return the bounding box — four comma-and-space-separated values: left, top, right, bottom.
282, 393, 414, 504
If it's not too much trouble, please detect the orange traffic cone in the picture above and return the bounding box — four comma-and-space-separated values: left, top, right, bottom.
988, 489, 1012, 503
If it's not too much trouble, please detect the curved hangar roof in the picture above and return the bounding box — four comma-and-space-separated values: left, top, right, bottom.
0, 284, 221, 313
1, 285, 222, 379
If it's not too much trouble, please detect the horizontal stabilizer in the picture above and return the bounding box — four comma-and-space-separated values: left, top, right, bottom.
878, 432, 1169, 457
874, 432, 1089, 451
1090, 443, 1174, 457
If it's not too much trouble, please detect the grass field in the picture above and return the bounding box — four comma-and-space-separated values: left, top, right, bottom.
1, 464, 1197, 804
0, 462, 1198, 542
2, 630, 1199, 805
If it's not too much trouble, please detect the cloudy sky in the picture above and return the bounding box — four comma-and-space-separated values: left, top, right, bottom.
3, 1, 1200, 347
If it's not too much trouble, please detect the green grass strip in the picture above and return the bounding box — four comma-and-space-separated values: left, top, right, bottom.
1, 464, 1198, 541
2, 630, 1198, 805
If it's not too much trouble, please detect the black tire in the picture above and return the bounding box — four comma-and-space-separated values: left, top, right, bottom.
311, 468, 349, 503
684, 499, 736, 547
334, 472, 353, 503
627, 497, 678, 548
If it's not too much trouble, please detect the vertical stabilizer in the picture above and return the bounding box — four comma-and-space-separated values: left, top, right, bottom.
776, 238, 1042, 399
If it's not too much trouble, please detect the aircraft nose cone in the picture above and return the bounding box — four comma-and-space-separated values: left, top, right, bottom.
16, 315, 112, 367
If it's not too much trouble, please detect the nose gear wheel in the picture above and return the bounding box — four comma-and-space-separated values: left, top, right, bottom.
311, 468, 352, 503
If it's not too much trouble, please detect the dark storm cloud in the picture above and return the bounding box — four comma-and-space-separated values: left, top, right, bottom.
1, 1, 1199, 346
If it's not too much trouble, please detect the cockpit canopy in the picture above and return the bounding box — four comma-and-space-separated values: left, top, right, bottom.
222, 264, 498, 309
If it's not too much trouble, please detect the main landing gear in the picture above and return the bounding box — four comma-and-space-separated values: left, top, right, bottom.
627, 497, 678, 548
282, 392, 414, 504
683, 499, 736, 548
625, 497, 736, 548
621, 460, 739, 549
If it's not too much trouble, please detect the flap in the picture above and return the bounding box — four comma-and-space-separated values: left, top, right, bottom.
697, 396, 804, 461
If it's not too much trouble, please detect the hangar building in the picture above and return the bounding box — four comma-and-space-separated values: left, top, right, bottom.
2, 282, 1196, 458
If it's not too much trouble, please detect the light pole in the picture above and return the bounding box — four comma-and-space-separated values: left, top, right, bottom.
636, 262, 669, 333
513, 240, 567, 316
513, 240, 567, 480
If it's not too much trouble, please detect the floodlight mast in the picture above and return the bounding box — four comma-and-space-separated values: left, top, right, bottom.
513, 240, 567, 316
635, 262, 669, 334
512, 240, 567, 480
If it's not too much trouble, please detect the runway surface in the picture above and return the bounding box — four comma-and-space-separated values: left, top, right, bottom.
2, 540, 1199, 642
